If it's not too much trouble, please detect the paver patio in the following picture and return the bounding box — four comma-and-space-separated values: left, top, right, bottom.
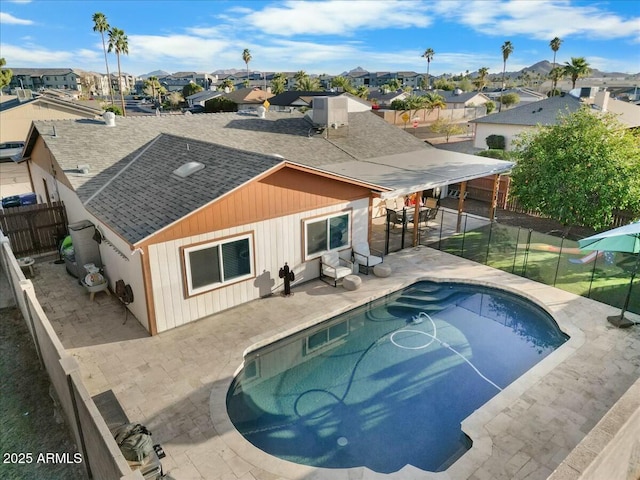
28, 244, 640, 480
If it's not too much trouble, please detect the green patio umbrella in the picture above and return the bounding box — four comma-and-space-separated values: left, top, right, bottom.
578, 221, 640, 328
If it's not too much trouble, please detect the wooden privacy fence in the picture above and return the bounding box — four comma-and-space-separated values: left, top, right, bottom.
0, 201, 67, 256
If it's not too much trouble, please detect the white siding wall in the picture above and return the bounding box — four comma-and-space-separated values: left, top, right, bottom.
473, 123, 533, 150
28, 163, 150, 330
149, 199, 370, 333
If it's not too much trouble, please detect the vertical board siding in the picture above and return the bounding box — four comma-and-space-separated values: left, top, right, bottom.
149, 199, 369, 333
144, 166, 372, 246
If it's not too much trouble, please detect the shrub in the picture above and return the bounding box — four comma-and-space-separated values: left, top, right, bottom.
104, 105, 122, 116
485, 100, 495, 114
476, 149, 513, 160
205, 97, 237, 113
486, 134, 506, 150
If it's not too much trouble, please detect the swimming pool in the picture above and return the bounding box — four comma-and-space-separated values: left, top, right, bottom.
226, 280, 568, 473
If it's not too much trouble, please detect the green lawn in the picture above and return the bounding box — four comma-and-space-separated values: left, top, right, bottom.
436, 223, 639, 316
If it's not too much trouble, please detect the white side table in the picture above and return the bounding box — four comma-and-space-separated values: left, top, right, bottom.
18, 257, 35, 277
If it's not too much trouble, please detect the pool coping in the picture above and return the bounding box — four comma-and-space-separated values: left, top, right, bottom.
209, 247, 591, 480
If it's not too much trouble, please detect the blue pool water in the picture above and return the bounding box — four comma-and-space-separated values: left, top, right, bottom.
226, 281, 568, 473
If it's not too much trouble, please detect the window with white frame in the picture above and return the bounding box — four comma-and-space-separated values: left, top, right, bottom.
183, 233, 254, 296
303, 212, 350, 259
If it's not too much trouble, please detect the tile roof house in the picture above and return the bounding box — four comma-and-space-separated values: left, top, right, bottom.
470, 91, 640, 150
22, 99, 512, 334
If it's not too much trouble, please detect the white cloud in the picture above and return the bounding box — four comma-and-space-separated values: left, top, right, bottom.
0, 12, 33, 25
241, 0, 432, 36
438, 0, 640, 41
1, 44, 75, 65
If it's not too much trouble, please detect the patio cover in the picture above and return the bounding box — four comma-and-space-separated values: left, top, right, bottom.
317, 147, 514, 199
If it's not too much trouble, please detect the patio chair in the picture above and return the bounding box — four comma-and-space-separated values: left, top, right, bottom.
320, 251, 353, 287
353, 242, 384, 275
387, 210, 405, 232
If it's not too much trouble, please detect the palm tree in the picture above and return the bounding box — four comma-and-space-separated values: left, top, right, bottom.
295, 75, 321, 91
270, 73, 286, 95
242, 48, 252, 85
92, 12, 114, 105
474, 67, 489, 92
355, 85, 369, 99
549, 37, 562, 95
421, 48, 434, 90
548, 66, 564, 96
564, 57, 591, 89
220, 79, 235, 91
421, 92, 446, 117
499, 41, 514, 112
108, 27, 129, 116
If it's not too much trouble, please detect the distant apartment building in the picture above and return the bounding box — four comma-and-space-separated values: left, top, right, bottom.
8, 68, 82, 92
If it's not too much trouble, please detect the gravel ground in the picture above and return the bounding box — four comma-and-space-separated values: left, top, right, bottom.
0, 307, 87, 480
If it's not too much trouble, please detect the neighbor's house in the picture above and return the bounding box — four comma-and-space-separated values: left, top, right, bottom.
185, 90, 222, 108
267, 90, 342, 112
0, 89, 103, 143
214, 87, 274, 111
471, 90, 640, 150
22, 98, 512, 335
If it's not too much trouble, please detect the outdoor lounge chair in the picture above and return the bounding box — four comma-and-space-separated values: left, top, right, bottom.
320, 251, 353, 287
353, 242, 384, 274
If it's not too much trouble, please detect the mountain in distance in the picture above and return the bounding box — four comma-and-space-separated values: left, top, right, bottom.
139, 70, 170, 79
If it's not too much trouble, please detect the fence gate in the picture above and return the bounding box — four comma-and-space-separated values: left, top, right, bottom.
0, 202, 67, 257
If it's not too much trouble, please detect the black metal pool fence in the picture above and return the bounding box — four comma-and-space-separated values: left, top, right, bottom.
383, 208, 639, 317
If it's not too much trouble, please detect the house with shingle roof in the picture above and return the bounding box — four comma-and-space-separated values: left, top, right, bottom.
0, 90, 103, 143
21, 99, 512, 334
470, 90, 640, 150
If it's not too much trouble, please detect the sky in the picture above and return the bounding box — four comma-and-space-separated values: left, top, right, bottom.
1, 0, 639, 78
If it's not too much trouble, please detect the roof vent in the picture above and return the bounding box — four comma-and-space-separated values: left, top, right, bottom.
453, 88, 463, 96
173, 161, 204, 178
103, 111, 116, 127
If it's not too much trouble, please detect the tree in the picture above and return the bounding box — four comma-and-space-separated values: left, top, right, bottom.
92, 12, 114, 105
270, 73, 286, 95
205, 96, 237, 113
499, 92, 520, 109
432, 78, 454, 91
103, 104, 122, 115
564, 57, 591, 89
0, 58, 13, 95
421, 48, 434, 90
485, 100, 495, 114
330, 75, 355, 94
167, 91, 183, 110
510, 107, 640, 231
355, 85, 369, 99
144, 76, 161, 103
242, 49, 252, 84
548, 66, 564, 96
456, 77, 473, 92
549, 37, 562, 96
220, 78, 235, 91
474, 67, 489, 92
295, 75, 321, 91
108, 27, 129, 116
499, 41, 514, 112
182, 82, 203, 98
430, 118, 466, 142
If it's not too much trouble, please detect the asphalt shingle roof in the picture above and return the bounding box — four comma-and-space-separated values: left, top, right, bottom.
471, 95, 582, 126
32, 108, 511, 244
83, 134, 283, 243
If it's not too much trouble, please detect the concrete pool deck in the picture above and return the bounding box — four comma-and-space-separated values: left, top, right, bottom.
29, 246, 640, 480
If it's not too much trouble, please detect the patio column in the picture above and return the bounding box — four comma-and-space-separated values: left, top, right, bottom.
412, 190, 422, 247
489, 174, 500, 221
456, 181, 467, 233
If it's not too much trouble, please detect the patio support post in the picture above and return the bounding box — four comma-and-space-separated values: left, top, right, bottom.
412, 190, 422, 247
489, 174, 500, 221
456, 181, 467, 233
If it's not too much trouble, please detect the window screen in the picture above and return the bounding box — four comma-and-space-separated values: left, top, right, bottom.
222, 238, 251, 280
